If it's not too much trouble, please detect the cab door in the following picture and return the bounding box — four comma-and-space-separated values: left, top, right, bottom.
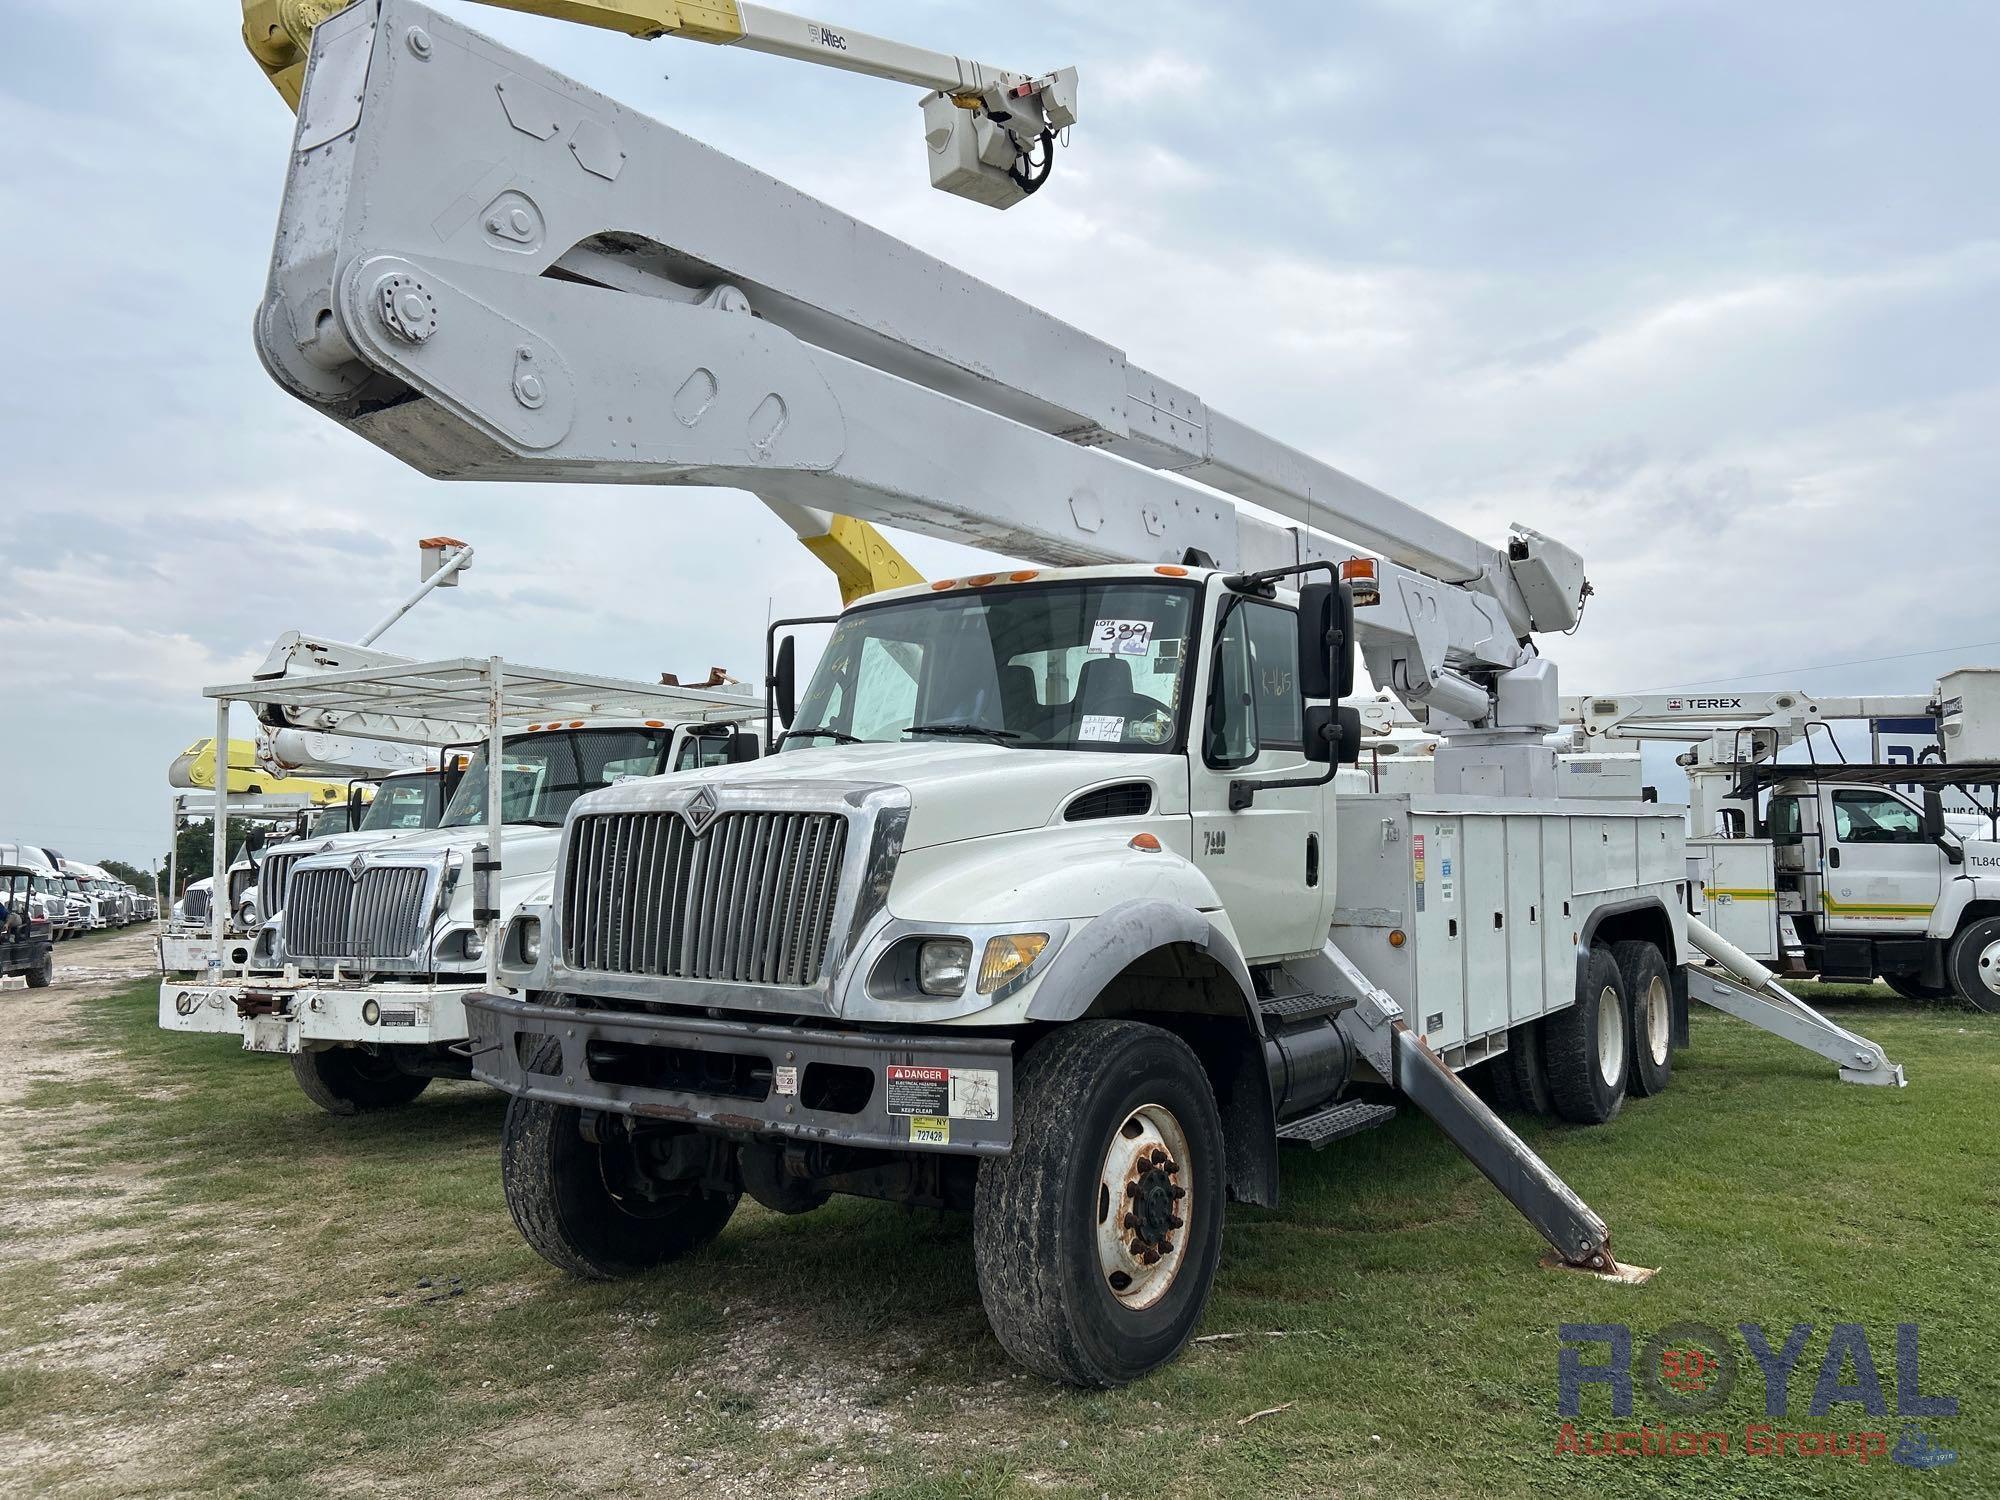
1188, 595, 1333, 961
1816, 785, 1942, 935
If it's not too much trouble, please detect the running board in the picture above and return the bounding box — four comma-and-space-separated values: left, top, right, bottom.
1685, 966, 1907, 1087
1277, 1099, 1398, 1149
1294, 940, 1620, 1274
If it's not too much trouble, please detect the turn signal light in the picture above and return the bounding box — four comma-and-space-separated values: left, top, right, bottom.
978, 933, 1049, 993
1388, 928, 1407, 948
1129, 833, 1162, 851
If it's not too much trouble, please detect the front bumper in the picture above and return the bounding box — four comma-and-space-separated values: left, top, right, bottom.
464, 993, 1014, 1157
158, 977, 479, 1052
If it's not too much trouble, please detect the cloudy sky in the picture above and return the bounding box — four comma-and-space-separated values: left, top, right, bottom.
3, 0, 1996, 869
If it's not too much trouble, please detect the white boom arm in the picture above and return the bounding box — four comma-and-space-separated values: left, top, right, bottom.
258, 1, 1589, 778
248, 0, 1076, 208
1561, 688, 1937, 831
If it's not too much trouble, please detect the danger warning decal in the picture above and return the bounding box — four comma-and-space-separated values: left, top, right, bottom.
885, 1064, 999, 1122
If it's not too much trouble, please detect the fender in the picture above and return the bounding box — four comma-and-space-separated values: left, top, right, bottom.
1026, 897, 1280, 1208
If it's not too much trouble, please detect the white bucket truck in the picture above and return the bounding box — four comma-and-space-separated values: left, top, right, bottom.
249, 1, 1910, 1385
159, 634, 764, 1114
1569, 670, 2000, 1015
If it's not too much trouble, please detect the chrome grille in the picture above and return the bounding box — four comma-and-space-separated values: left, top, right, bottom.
182, 887, 210, 921
564, 810, 847, 986
286, 866, 432, 960
228, 865, 254, 909
257, 850, 308, 919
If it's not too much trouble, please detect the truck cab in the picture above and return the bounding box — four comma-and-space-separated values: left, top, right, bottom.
1764, 775, 2000, 1007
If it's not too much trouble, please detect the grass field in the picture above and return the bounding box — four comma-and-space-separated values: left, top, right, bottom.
2, 947, 1994, 1498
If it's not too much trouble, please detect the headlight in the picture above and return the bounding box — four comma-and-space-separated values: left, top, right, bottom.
520, 918, 541, 965
978, 933, 1049, 994
918, 938, 973, 996
463, 928, 485, 962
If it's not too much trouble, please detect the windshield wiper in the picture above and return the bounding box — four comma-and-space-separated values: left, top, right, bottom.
902, 723, 1021, 742
777, 726, 863, 745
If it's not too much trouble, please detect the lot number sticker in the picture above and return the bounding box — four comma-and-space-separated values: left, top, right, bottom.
1088, 619, 1153, 656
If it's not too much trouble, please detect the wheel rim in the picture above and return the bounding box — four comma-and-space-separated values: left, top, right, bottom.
1976, 939, 2000, 998
1595, 985, 1625, 1086
1094, 1103, 1192, 1312
1641, 975, 1670, 1066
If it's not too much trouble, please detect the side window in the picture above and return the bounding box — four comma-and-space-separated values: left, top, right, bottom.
1832, 789, 1923, 843
1243, 602, 1303, 751
1206, 607, 1257, 767
852, 637, 922, 741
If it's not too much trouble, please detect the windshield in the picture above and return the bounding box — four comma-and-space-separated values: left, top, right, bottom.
306, 808, 355, 836
441, 728, 673, 828
788, 580, 1199, 753
359, 773, 443, 832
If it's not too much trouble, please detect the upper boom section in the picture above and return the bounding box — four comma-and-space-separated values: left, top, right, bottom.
244, 0, 1077, 208
258, 1, 1588, 720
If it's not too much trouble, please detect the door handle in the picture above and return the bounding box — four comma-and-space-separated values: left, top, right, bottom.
1828, 847, 1841, 869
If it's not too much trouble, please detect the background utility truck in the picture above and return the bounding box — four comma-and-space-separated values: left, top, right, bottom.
1569, 668, 2000, 1013
161, 635, 766, 1115
250, 1, 1896, 1386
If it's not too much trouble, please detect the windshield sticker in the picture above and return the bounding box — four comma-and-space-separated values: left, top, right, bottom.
1088, 618, 1154, 656
1130, 712, 1172, 745
1079, 714, 1127, 742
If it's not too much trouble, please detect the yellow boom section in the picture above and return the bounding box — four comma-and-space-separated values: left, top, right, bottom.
167, 739, 352, 803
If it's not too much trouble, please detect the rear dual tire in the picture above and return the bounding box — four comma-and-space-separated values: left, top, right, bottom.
1543, 945, 1631, 1125
1613, 940, 1674, 1097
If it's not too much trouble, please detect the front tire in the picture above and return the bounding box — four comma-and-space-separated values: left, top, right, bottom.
1945, 917, 2000, 1014
289, 1047, 432, 1115
501, 1089, 738, 1280
25, 953, 53, 989
1613, 940, 1673, 1097
1543, 946, 1629, 1125
974, 1021, 1225, 1388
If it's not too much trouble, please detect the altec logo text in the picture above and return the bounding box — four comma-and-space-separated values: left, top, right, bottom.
1556, 1322, 1959, 1469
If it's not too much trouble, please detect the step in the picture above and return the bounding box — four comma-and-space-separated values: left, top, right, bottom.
1258, 991, 1356, 1024
1276, 1098, 1399, 1150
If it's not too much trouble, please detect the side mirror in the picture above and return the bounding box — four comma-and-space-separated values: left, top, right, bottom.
1296, 581, 1357, 701
1922, 789, 1946, 843
771, 636, 797, 727
1301, 705, 1363, 765
244, 828, 266, 854
726, 730, 761, 764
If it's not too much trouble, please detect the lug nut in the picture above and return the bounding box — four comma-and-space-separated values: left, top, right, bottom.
1123, 1213, 1139, 1231
1168, 1214, 1183, 1230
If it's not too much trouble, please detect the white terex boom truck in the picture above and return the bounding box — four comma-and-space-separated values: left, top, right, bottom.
1567, 670, 2000, 1017
159, 630, 766, 1113
253, 2, 1884, 1386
